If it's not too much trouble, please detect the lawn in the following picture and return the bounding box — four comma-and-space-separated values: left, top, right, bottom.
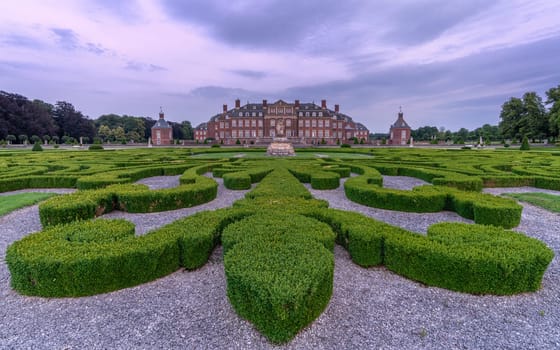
0, 192, 57, 216
504, 192, 560, 213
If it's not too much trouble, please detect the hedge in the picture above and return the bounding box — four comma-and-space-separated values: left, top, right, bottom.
344, 174, 522, 228
7, 208, 253, 297
0, 175, 78, 192
39, 166, 219, 226
384, 222, 554, 295
223, 212, 335, 343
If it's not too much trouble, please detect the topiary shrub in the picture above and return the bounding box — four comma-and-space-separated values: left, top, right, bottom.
88, 144, 104, 151
32, 141, 43, 151
340, 143, 351, 148
211, 144, 221, 148
223, 212, 335, 343
520, 136, 530, 150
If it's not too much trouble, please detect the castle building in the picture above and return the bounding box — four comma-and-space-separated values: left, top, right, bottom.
151, 109, 173, 145
389, 109, 411, 145
194, 99, 369, 145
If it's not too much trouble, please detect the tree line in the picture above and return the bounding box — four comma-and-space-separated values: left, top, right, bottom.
0, 91, 194, 144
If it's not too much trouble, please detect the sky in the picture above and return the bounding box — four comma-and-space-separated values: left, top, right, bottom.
1, 0, 560, 133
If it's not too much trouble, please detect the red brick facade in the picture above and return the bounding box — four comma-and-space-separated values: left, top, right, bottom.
389, 111, 411, 145
194, 99, 369, 145
151, 111, 173, 145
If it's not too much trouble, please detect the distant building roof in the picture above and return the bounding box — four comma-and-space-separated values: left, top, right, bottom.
390, 111, 411, 129
152, 111, 171, 129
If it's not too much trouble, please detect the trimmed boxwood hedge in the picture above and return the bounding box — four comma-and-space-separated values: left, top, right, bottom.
384, 222, 554, 295
39, 165, 219, 226
223, 212, 335, 343
344, 172, 522, 228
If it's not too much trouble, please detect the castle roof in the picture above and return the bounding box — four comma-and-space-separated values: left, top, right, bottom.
390, 112, 411, 129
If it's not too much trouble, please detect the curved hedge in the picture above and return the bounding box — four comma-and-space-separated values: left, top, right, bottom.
39, 165, 218, 226
344, 175, 522, 228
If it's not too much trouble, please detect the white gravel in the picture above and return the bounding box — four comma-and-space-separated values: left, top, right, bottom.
0, 176, 559, 349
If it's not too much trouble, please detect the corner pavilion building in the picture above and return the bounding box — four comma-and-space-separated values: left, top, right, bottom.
194, 99, 369, 145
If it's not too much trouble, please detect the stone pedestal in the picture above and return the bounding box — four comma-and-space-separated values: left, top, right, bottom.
267, 138, 295, 156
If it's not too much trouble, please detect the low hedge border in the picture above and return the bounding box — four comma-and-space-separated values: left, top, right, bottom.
0, 175, 78, 192
7, 208, 254, 297
39, 165, 219, 226
303, 208, 553, 295
287, 164, 343, 190
344, 174, 522, 228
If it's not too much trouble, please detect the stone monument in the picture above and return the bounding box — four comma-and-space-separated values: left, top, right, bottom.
267, 119, 295, 156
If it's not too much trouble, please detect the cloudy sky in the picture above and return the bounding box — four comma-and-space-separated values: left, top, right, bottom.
1, 0, 559, 132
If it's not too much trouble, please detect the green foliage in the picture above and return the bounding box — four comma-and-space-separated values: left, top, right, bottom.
32, 141, 43, 151
223, 212, 334, 343
340, 143, 351, 148
88, 144, 104, 150
211, 144, 221, 148
521, 136, 530, 150
384, 223, 554, 295
0, 192, 57, 216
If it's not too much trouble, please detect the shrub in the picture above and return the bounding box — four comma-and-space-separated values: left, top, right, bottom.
88, 144, 104, 151
340, 143, 351, 148
32, 141, 43, 151
211, 144, 221, 148
520, 136, 530, 150
223, 212, 335, 343
384, 223, 554, 295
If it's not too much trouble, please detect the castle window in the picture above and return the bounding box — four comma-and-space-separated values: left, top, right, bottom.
312, 112, 316, 117
259, 112, 263, 117
271, 119, 276, 126
239, 112, 243, 117
286, 119, 291, 127
253, 105, 256, 109
252, 120, 256, 127
325, 130, 330, 137
312, 120, 316, 127
305, 112, 310, 117
258, 120, 263, 127
325, 120, 330, 127
318, 112, 323, 117
252, 112, 256, 117
219, 122, 224, 128
232, 130, 237, 137
305, 120, 310, 127
318, 120, 323, 127
232, 120, 237, 127
299, 112, 303, 117
298, 120, 303, 127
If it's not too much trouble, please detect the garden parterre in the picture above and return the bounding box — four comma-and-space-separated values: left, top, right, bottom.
1, 147, 558, 344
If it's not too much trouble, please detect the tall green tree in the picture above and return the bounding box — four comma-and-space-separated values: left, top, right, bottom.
522, 92, 547, 141
181, 121, 194, 140
546, 85, 560, 139
499, 97, 524, 140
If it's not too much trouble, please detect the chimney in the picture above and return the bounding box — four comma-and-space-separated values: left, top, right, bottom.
334, 104, 339, 113
294, 100, 300, 108
235, 99, 240, 109
223, 104, 228, 113
321, 99, 327, 109
262, 99, 267, 108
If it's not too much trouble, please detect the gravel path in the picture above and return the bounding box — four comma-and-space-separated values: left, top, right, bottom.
0, 176, 559, 349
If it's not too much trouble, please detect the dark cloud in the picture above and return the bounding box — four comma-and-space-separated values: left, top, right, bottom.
187, 86, 260, 100
124, 61, 167, 72
0, 34, 44, 49
161, 0, 358, 51
51, 28, 79, 50
228, 69, 267, 79
379, 0, 492, 45
85, 43, 105, 55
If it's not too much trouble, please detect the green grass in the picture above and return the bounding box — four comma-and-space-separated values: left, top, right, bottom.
0, 192, 57, 216
504, 192, 560, 213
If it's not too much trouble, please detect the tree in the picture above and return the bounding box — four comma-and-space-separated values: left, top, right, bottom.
499, 97, 524, 141
30, 135, 41, 143
546, 85, 560, 139
18, 134, 28, 144
98, 125, 111, 142
32, 141, 43, 151
6, 134, 15, 144
522, 92, 547, 141
181, 121, 194, 140
43, 135, 51, 143
53, 101, 95, 140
